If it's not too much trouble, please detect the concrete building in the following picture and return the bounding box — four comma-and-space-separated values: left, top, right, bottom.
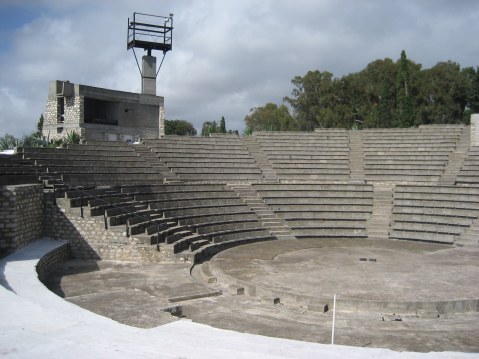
43, 79, 165, 142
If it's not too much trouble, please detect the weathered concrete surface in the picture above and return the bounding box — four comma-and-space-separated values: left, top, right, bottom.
46, 239, 479, 353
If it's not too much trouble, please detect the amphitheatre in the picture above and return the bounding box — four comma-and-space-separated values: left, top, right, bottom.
2, 121, 479, 357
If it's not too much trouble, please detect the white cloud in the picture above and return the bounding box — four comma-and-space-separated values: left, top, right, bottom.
0, 0, 478, 137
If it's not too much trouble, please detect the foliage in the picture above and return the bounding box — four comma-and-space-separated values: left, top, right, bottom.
244, 103, 297, 131
219, 116, 226, 133
0, 134, 23, 151
165, 119, 197, 136
275, 51, 479, 130
37, 114, 44, 132
201, 117, 237, 136
63, 130, 82, 144
243, 126, 254, 136
201, 121, 218, 136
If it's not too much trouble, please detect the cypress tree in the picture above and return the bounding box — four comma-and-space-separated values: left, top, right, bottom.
396, 50, 415, 127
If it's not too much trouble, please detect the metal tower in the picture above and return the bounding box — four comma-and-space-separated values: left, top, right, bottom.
127, 12, 173, 95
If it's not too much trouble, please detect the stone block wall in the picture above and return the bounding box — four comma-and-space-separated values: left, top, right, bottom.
0, 184, 44, 257
471, 114, 479, 146
44, 195, 173, 263
36, 242, 71, 281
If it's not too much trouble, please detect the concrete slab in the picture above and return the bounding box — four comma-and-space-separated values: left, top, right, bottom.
2, 239, 479, 358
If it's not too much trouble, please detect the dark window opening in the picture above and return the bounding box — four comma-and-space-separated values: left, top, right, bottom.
84, 98, 119, 126
59, 97, 65, 123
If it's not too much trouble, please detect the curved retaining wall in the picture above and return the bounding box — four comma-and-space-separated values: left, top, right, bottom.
36, 241, 71, 281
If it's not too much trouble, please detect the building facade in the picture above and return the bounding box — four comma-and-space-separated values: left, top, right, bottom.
43, 80, 165, 142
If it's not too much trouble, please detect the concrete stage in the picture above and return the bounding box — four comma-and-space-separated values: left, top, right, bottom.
43, 238, 479, 353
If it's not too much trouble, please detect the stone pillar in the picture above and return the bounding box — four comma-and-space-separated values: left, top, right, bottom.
471, 114, 479, 146
159, 104, 165, 137
142, 55, 157, 95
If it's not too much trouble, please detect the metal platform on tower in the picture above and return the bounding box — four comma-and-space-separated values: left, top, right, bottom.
127, 13, 173, 54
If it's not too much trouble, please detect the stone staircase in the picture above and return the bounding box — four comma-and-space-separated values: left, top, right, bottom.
438, 126, 471, 185
455, 217, 479, 246
242, 136, 279, 182
132, 144, 181, 183
348, 130, 365, 183
366, 183, 394, 240
226, 183, 296, 240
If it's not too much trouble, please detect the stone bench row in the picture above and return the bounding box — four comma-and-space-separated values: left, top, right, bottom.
291, 228, 367, 238
392, 213, 475, 226
258, 141, 349, 147
61, 174, 166, 186
364, 174, 441, 182
166, 162, 258, 169
253, 183, 373, 191
171, 167, 262, 174
34, 159, 153, 167
364, 155, 449, 161
267, 155, 349, 160
273, 168, 351, 175
271, 163, 350, 169
192, 235, 276, 264
394, 192, 479, 202
44, 166, 166, 175
393, 199, 479, 210
393, 206, 479, 218
263, 197, 372, 205
177, 173, 263, 181
120, 183, 227, 194
157, 152, 254, 160
276, 174, 351, 181
389, 229, 455, 245
262, 149, 349, 155
21, 153, 140, 161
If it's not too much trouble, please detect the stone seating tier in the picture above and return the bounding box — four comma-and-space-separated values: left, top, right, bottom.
34, 159, 154, 167
120, 183, 227, 194
167, 162, 258, 169
164, 204, 251, 218
172, 168, 262, 174
60, 174, 166, 186
177, 173, 264, 181
133, 191, 236, 202
157, 152, 254, 159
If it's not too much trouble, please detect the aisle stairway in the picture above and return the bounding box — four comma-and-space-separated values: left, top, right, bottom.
226, 183, 295, 240
242, 136, 279, 182
366, 183, 394, 240
348, 131, 365, 183
438, 126, 471, 185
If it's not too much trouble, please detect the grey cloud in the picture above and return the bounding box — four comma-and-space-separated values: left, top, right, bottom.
0, 0, 478, 137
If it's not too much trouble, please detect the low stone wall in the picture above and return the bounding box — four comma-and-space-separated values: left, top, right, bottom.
36, 242, 71, 281
44, 194, 173, 262
0, 184, 44, 257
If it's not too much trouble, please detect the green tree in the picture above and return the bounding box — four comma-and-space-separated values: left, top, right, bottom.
395, 50, 415, 127
37, 114, 44, 132
165, 119, 197, 136
201, 121, 218, 136
219, 116, 226, 133
284, 70, 336, 130
244, 103, 296, 131
416, 61, 469, 124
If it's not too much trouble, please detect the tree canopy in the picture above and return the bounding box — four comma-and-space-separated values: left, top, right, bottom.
247, 51, 479, 131
201, 117, 239, 136
244, 103, 297, 131
164, 119, 197, 136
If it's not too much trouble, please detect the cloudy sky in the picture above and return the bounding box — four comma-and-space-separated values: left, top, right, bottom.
1, 0, 478, 137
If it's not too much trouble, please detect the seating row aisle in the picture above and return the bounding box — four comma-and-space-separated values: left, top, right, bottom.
15, 141, 175, 186
361, 125, 465, 183
142, 136, 263, 182
253, 130, 351, 182
63, 183, 276, 260
253, 183, 374, 239
389, 184, 479, 244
